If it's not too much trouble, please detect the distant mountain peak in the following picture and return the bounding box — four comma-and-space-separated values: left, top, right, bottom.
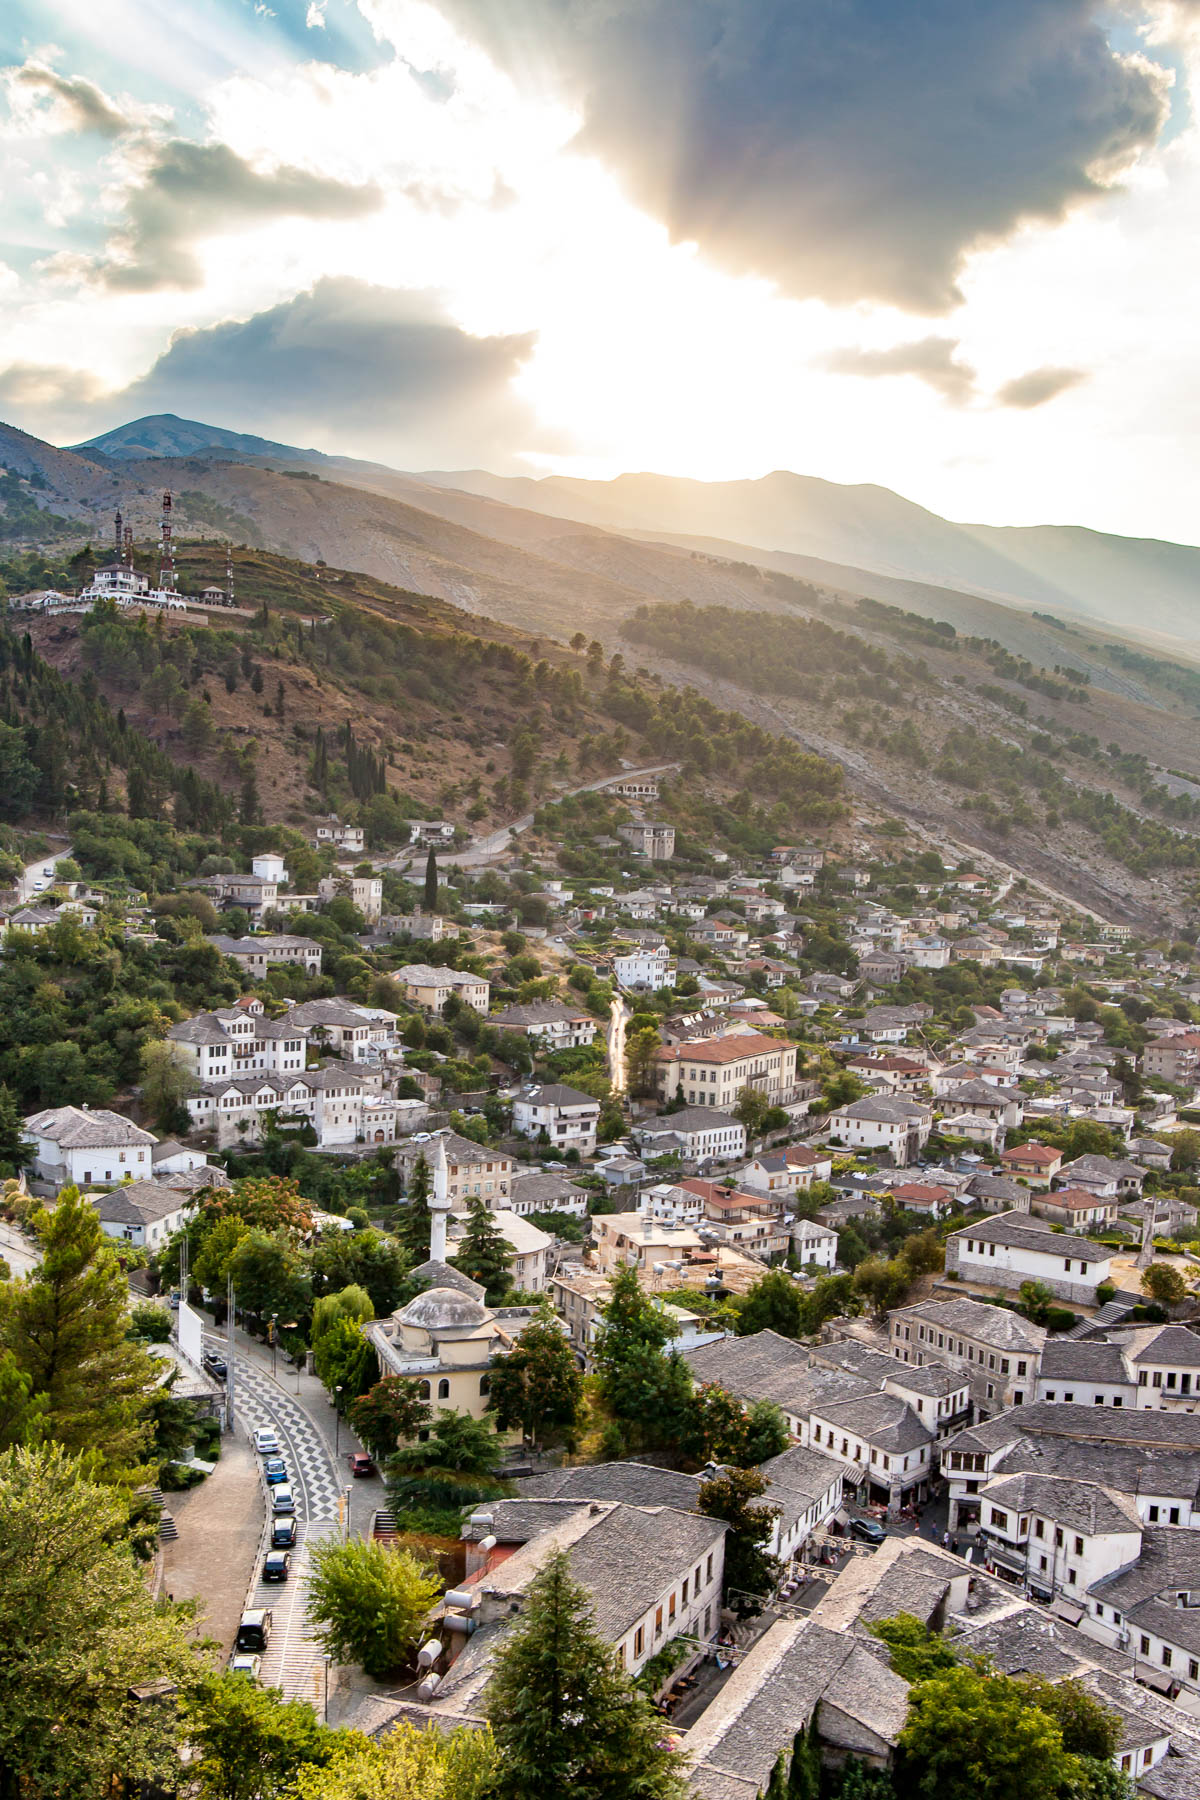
69, 415, 325, 465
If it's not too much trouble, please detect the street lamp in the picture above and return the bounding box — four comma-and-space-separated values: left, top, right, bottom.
270, 1313, 278, 1380
334, 1385, 343, 1455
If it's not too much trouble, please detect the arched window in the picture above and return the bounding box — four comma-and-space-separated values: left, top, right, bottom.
479, 1374, 490, 1396
418, 1380, 431, 1400
438, 1378, 451, 1400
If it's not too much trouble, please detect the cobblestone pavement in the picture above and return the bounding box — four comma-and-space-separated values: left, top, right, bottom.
210, 1337, 348, 1701
159, 1430, 263, 1654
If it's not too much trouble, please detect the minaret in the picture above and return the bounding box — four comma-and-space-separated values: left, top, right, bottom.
429, 1135, 451, 1263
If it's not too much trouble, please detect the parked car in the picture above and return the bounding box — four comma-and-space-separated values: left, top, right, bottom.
849, 1517, 887, 1546
235, 1609, 272, 1652
262, 1551, 290, 1583
271, 1517, 297, 1549
42, 865, 54, 878
203, 1351, 227, 1380
263, 1457, 288, 1486
347, 1452, 375, 1478
32, 880, 46, 892
253, 1428, 280, 1455
271, 1484, 295, 1515
229, 1655, 261, 1681
168, 1291, 181, 1310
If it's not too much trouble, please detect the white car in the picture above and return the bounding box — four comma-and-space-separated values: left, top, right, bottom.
229, 1654, 261, 1680
42, 866, 54, 878
32, 880, 46, 892
253, 1428, 280, 1455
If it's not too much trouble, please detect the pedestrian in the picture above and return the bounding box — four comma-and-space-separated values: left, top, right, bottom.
951, 1536, 959, 1556
942, 1530, 951, 1550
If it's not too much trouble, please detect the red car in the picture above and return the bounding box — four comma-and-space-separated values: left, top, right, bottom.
347, 1452, 375, 1478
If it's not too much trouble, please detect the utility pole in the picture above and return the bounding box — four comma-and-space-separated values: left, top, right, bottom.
226, 1271, 236, 1433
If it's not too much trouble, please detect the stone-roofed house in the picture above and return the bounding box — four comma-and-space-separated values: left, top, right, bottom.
89, 1179, 197, 1249
1056, 1153, 1146, 1197
166, 1006, 307, 1082
889, 1294, 1046, 1415
808, 1391, 936, 1507
683, 1617, 909, 1799
511, 1083, 601, 1155
635, 1108, 746, 1168
24, 1105, 157, 1190
395, 1131, 514, 1211
395, 964, 490, 1016
944, 1209, 1115, 1304
1035, 1337, 1137, 1407
940, 1080, 1024, 1129
206, 934, 323, 976
1086, 1528, 1200, 1701
1031, 1184, 1122, 1228
826, 1095, 933, 1163
487, 1000, 597, 1048
1126, 1324, 1200, 1408
681, 1330, 857, 1437
974, 1469, 1142, 1605
506, 1169, 590, 1218
758, 1443, 845, 1560
966, 1173, 1031, 1212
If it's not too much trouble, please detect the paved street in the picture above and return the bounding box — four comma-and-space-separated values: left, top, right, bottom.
15, 839, 72, 903
0, 1218, 39, 1276
205, 1327, 386, 1702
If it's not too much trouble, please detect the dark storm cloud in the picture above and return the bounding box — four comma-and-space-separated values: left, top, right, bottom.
995, 365, 1089, 408
823, 337, 978, 403
435, 0, 1170, 310
8, 61, 132, 137
89, 141, 383, 291
117, 277, 539, 461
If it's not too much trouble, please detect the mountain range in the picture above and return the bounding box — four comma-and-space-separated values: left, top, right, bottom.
66, 417, 1200, 652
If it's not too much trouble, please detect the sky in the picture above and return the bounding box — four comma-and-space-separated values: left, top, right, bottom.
2, 0, 1200, 541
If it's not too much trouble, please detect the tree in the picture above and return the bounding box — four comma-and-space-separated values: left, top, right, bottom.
733, 1085, 774, 1140
744, 1398, 790, 1466
0, 1086, 31, 1177
1018, 1279, 1054, 1325
139, 1038, 193, 1133
386, 1409, 507, 1510
1017, 1677, 1121, 1763
227, 1228, 312, 1330
313, 1316, 374, 1405
312, 1228, 411, 1317
737, 1268, 806, 1338
425, 848, 438, 912
625, 1024, 662, 1097
185, 1672, 341, 1800
1142, 1261, 1188, 1306
349, 1376, 432, 1461
0, 1187, 156, 1474
293, 1720, 497, 1800
451, 1197, 513, 1303
698, 1466, 779, 1615
897, 1664, 1080, 1800
868, 1613, 959, 1683
487, 1307, 583, 1449
852, 1256, 912, 1320
306, 1538, 441, 1677
592, 1262, 693, 1453
0, 1443, 201, 1799
397, 1153, 433, 1261
484, 1549, 688, 1800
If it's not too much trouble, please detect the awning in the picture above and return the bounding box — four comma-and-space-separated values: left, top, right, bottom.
1049, 1598, 1085, 1625
1134, 1662, 1177, 1695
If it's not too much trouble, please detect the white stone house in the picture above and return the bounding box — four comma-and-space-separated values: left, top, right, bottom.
613, 944, 677, 991
24, 1106, 156, 1190
826, 1096, 933, 1163
635, 1107, 746, 1167
166, 1007, 307, 1082
944, 1210, 1115, 1305
976, 1471, 1143, 1608
91, 1180, 195, 1250
512, 1083, 601, 1155
789, 1218, 839, 1271
206, 934, 323, 976
760, 1443, 845, 1561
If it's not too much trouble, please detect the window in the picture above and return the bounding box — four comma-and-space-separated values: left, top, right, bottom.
1163, 1647, 1173, 1668
655, 1607, 663, 1637
437, 1379, 450, 1400
1034, 1519, 1044, 1539
707, 1554, 714, 1582
635, 1626, 644, 1657
1141, 1636, 1151, 1656
1074, 1537, 1084, 1557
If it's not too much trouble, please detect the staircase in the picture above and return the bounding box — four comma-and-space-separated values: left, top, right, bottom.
146, 1488, 179, 1541
372, 1508, 399, 1543
1066, 1300, 1132, 1338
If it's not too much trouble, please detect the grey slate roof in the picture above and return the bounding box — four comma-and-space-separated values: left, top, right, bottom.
406, 1258, 485, 1302
759, 1443, 844, 1531
640, 1107, 742, 1134
981, 1471, 1141, 1536
513, 1462, 702, 1510
813, 1391, 931, 1454
949, 1209, 1113, 1263
25, 1105, 156, 1149
1037, 1339, 1133, 1385
892, 1296, 1047, 1353
90, 1181, 192, 1226
1090, 1528, 1200, 1656
1129, 1325, 1200, 1368
682, 1332, 865, 1419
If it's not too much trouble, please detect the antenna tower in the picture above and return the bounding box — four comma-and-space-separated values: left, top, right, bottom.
225, 542, 234, 607
159, 491, 176, 591
114, 508, 123, 564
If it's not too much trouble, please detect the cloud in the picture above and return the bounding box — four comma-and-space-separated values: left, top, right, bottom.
1, 59, 134, 139
306, 2, 327, 25
109, 276, 541, 464
70, 140, 383, 292
823, 336, 978, 404
433, 0, 1171, 311
995, 364, 1088, 409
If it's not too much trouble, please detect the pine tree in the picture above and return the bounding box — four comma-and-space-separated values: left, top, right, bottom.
0, 1085, 31, 1177
485, 1550, 687, 1800
592, 1262, 692, 1453
0, 1188, 157, 1474
450, 1197, 513, 1303
424, 848, 438, 912
396, 1154, 433, 1262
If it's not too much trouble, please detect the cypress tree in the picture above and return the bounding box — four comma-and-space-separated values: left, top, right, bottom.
396, 1154, 433, 1263
485, 1550, 687, 1800
424, 848, 438, 912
